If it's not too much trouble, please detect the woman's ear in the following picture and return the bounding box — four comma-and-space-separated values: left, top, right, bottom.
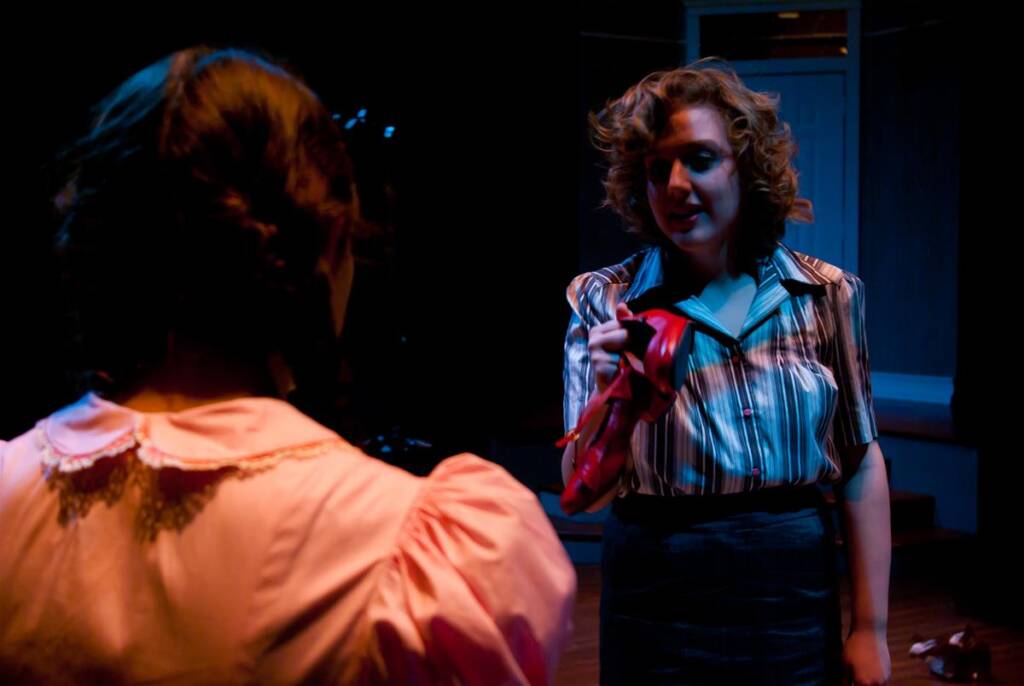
323, 195, 358, 339
326, 236, 354, 339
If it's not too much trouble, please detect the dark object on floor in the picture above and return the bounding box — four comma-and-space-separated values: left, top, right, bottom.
909, 625, 993, 682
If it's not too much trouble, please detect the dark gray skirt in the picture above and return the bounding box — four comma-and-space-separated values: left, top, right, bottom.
600, 486, 843, 685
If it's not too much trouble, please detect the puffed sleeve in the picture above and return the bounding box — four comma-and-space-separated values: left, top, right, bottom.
353, 454, 576, 685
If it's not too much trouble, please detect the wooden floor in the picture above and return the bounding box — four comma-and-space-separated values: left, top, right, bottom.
555, 565, 1024, 685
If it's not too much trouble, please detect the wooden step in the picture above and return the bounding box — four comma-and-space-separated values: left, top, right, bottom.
824, 489, 936, 532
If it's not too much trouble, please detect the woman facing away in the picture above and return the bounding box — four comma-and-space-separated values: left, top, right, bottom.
0, 47, 575, 685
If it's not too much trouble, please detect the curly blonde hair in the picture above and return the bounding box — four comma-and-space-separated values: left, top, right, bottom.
589, 60, 812, 258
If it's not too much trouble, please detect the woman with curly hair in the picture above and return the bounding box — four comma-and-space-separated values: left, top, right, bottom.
562, 62, 891, 685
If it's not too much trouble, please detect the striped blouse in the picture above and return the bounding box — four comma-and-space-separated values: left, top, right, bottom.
562, 243, 878, 496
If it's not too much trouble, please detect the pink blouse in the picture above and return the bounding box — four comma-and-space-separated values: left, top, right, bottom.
0, 394, 575, 684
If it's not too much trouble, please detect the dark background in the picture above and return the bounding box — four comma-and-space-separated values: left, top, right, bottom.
0, 0, 1018, 624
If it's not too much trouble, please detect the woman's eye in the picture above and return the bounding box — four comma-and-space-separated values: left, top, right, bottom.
688, 151, 718, 173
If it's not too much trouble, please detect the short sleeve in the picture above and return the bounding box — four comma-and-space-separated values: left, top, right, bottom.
830, 272, 878, 452
563, 274, 606, 433
357, 454, 576, 685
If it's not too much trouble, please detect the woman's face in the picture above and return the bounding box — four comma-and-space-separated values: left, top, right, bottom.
644, 105, 741, 260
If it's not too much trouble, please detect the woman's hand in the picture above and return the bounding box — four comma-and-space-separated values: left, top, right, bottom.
843, 628, 892, 685
587, 303, 633, 392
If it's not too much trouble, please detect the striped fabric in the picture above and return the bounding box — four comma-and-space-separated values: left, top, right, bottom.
563, 243, 877, 496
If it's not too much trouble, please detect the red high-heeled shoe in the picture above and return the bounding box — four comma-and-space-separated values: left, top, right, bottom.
557, 308, 690, 515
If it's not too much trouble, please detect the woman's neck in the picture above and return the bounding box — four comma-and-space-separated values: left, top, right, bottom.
114, 334, 278, 412
663, 238, 755, 296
